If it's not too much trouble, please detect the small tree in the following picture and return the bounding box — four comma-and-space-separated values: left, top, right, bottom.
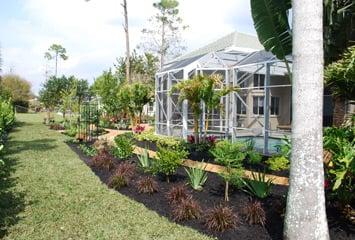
0, 74, 32, 110
44, 44, 68, 77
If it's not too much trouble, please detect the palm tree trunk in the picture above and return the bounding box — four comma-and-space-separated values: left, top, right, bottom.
332, 96, 346, 127
284, 1, 329, 239
193, 115, 199, 144
122, 0, 131, 84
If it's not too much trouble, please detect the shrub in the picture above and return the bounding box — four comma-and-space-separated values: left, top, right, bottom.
113, 134, 134, 159
79, 144, 98, 157
153, 146, 188, 182
172, 197, 202, 222
185, 165, 208, 191
134, 130, 183, 149
49, 123, 65, 130
247, 150, 263, 165
210, 140, 246, 201
64, 127, 77, 137
137, 148, 151, 171
91, 149, 115, 170
243, 200, 266, 226
205, 205, 239, 232
266, 155, 289, 171
242, 172, 273, 199
108, 162, 136, 190
136, 176, 158, 194
166, 184, 191, 205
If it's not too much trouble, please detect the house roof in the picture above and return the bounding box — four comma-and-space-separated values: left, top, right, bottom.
172, 31, 263, 62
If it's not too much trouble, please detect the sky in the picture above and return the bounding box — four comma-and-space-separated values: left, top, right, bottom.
0, 0, 256, 94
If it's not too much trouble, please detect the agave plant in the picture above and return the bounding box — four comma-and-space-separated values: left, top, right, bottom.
242, 172, 273, 199
185, 165, 208, 191
137, 148, 151, 171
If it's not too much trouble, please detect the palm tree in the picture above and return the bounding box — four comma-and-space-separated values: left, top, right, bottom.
283, 0, 329, 239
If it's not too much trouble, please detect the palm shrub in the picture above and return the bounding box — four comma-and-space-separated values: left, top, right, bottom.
153, 145, 188, 182
210, 140, 247, 201
184, 165, 208, 191
241, 172, 273, 199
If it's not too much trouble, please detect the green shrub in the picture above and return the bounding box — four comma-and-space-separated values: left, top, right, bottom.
247, 151, 263, 165
210, 140, 246, 201
185, 165, 208, 191
79, 144, 97, 157
242, 172, 273, 199
64, 127, 78, 137
152, 146, 188, 182
266, 155, 289, 171
113, 134, 134, 159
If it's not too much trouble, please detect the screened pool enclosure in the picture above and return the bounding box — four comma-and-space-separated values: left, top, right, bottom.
155, 49, 292, 155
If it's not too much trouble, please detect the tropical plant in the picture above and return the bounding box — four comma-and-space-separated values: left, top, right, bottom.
210, 140, 246, 201
184, 165, 208, 191
153, 145, 188, 182
242, 172, 273, 199
91, 149, 115, 171
137, 148, 151, 171
325, 46, 355, 126
171, 197, 202, 222
250, 0, 292, 76
204, 205, 239, 232
324, 126, 355, 205
113, 134, 134, 159
243, 200, 266, 226
44, 44, 68, 76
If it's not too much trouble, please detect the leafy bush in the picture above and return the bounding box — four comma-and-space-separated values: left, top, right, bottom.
166, 184, 191, 205
79, 144, 98, 157
136, 176, 158, 194
153, 146, 188, 182
91, 149, 115, 170
243, 200, 266, 226
0, 99, 15, 135
266, 155, 289, 171
172, 197, 202, 222
185, 165, 208, 191
210, 140, 246, 201
113, 134, 134, 159
137, 148, 151, 171
324, 126, 355, 205
247, 150, 263, 165
205, 205, 239, 232
242, 172, 273, 199
64, 127, 77, 137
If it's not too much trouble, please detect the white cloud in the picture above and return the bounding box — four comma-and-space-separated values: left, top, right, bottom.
0, 0, 256, 94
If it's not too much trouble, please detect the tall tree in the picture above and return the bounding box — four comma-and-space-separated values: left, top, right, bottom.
284, 0, 329, 239
44, 44, 68, 77
122, 0, 131, 83
0, 74, 32, 104
141, 0, 187, 68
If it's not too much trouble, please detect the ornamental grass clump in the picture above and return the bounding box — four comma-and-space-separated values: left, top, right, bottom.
108, 162, 136, 190
243, 200, 266, 226
185, 165, 208, 191
172, 197, 202, 222
91, 149, 115, 170
136, 176, 158, 194
205, 205, 239, 232
166, 184, 191, 205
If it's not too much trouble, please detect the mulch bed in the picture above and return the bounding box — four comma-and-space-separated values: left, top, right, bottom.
68, 142, 355, 240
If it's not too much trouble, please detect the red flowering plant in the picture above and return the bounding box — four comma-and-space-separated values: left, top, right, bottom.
134, 125, 145, 134
206, 135, 217, 146
187, 135, 195, 144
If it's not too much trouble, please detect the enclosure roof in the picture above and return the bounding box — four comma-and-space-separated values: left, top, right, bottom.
235, 50, 292, 67
173, 31, 263, 62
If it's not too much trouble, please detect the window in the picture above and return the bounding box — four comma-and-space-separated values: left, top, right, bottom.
253, 74, 265, 89
253, 96, 264, 115
271, 96, 280, 115
236, 96, 247, 115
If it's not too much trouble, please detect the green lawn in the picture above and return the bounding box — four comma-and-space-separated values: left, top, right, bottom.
0, 113, 212, 240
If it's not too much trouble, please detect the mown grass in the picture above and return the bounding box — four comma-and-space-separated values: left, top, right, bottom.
0, 113, 212, 240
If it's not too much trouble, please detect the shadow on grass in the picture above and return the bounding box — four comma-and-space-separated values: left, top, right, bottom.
0, 156, 26, 238
6, 138, 57, 153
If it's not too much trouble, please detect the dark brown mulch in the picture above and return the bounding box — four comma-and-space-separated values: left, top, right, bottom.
68, 143, 355, 240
